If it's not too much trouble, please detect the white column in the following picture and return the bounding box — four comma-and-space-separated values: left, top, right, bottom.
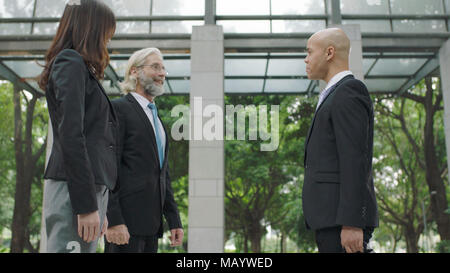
188, 25, 224, 253
439, 39, 450, 183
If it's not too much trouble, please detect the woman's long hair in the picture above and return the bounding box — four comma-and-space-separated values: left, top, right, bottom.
38, 0, 116, 90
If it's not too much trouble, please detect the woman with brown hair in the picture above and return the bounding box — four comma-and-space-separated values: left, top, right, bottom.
39, 0, 117, 253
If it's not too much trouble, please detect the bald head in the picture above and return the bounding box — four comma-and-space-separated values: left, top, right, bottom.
305, 28, 351, 82
310, 28, 350, 61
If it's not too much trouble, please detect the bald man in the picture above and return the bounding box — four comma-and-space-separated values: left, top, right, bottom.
302, 28, 378, 253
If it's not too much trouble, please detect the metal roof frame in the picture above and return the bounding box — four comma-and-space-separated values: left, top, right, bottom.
0, 0, 448, 95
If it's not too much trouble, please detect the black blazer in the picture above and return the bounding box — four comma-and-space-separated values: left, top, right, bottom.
107, 93, 182, 237
302, 75, 378, 231
44, 49, 118, 215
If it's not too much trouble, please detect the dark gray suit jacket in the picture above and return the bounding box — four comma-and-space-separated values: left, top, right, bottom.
44, 49, 118, 215
107, 93, 182, 237
302, 75, 379, 230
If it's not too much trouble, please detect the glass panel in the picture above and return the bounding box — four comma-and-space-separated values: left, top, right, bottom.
383, 52, 435, 56
393, 20, 446, 32
363, 58, 376, 75
109, 60, 128, 78
225, 53, 268, 57
217, 20, 270, 33
225, 79, 264, 93
341, 0, 389, 15
271, 20, 326, 33
217, 0, 269, 15
164, 59, 190, 77
390, 0, 444, 14
272, 0, 325, 15
116, 22, 149, 34
369, 58, 427, 75
151, 21, 203, 33
225, 59, 267, 76
264, 79, 309, 93
25, 79, 44, 93
446, 0, 450, 14
3, 61, 43, 78
103, 0, 151, 16
267, 59, 306, 76
152, 0, 204, 15
0, 23, 32, 35
342, 20, 391, 32
312, 82, 319, 94
0, 0, 35, 18
101, 80, 120, 95
33, 23, 59, 34
365, 79, 407, 92
168, 79, 190, 94
35, 0, 65, 17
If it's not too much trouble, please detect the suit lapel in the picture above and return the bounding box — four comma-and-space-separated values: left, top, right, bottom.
304, 75, 355, 161
126, 93, 160, 167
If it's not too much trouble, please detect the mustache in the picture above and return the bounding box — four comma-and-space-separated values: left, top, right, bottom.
138, 74, 165, 97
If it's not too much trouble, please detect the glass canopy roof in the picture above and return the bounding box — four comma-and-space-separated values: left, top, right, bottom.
0, 0, 449, 96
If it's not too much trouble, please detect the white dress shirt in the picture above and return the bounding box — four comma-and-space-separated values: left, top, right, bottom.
317, 70, 353, 110
130, 92, 166, 153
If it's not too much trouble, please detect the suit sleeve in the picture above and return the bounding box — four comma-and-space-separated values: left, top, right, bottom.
163, 158, 183, 230
106, 100, 126, 227
331, 80, 371, 228
51, 49, 97, 215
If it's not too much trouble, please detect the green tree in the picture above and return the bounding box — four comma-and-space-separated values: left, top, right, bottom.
373, 77, 449, 252
224, 95, 316, 252
0, 81, 47, 253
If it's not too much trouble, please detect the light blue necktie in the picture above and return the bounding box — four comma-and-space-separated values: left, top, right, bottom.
147, 102, 164, 169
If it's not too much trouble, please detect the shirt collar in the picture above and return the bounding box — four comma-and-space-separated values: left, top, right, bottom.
130, 92, 155, 110
323, 70, 353, 94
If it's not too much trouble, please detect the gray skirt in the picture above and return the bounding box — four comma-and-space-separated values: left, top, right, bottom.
43, 179, 108, 253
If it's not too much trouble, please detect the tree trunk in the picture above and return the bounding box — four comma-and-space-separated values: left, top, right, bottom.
10, 85, 44, 253
280, 232, 286, 253
10, 84, 29, 253
423, 77, 450, 241
249, 222, 263, 253
243, 233, 249, 253
404, 226, 420, 253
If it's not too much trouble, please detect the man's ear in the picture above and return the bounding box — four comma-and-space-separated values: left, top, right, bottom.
326, 46, 335, 61
130, 67, 138, 78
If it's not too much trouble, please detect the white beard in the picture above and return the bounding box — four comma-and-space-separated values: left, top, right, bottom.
138, 71, 165, 97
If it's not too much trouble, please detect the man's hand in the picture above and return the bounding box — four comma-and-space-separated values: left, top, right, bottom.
77, 211, 101, 243
105, 224, 130, 245
169, 228, 184, 247
341, 226, 363, 253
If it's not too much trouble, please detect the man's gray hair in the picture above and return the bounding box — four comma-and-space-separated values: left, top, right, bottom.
119, 47, 163, 94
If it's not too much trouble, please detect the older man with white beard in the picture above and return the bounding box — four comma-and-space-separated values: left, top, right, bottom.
104, 48, 183, 253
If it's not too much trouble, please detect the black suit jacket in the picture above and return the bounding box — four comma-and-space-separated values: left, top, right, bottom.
107, 93, 182, 237
44, 49, 118, 215
302, 75, 379, 231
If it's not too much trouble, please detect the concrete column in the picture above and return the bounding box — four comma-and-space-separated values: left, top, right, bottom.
327, 0, 342, 25
439, 39, 450, 184
188, 25, 224, 253
319, 24, 364, 90
39, 120, 53, 252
